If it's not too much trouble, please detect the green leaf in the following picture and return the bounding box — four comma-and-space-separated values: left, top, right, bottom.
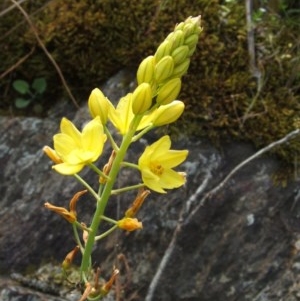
13, 80, 30, 94
32, 77, 47, 94
15, 97, 32, 109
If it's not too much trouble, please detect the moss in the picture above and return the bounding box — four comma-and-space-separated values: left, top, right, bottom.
1, 0, 299, 166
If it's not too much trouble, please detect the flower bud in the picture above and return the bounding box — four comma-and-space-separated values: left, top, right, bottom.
154, 56, 174, 83
174, 21, 185, 31
171, 45, 189, 65
117, 217, 143, 231
168, 30, 184, 50
172, 59, 190, 78
156, 78, 181, 105
131, 83, 153, 114
88, 88, 111, 124
152, 100, 184, 126
154, 40, 173, 62
137, 55, 155, 85
184, 34, 199, 50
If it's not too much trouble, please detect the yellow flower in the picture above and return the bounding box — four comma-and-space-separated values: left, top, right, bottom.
117, 217, 143, 231
53, 117, 106, 175
108, 93, 152, 135
138, 135, 188, 193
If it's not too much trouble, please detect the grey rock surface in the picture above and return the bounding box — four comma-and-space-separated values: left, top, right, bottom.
1, 70, 300, 301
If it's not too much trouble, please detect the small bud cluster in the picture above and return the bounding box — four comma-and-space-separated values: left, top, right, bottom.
136, 16, 202, 106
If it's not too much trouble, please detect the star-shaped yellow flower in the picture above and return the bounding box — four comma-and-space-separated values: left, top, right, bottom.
52, 117, 107, 175
138, 135, 188, 193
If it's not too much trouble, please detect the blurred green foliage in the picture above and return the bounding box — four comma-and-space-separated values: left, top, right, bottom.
0, 0, 299, 166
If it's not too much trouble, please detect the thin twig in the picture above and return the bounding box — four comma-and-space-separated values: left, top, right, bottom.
145, 128, 300, 301
187, 128, 300, 221
0, 47, 35, 80
10, 0, 80, 109
0, 0, 27, 17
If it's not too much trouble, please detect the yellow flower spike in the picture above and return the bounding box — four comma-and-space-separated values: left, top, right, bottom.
131, 83, 153, 115
137, 55, 156, 85
138, 135, 188, 193
43, 146, 63, 164
151, 100, 185, 126
125, 189, 150, 218
62, 245, 80, 270
53, 117, 106, 175
154, 55, 174, 83
156, 78, 182, 105
44, 202, 77, 223
117, 217, 143, 232
154, 40, 173, 62
88, 88, 113, 124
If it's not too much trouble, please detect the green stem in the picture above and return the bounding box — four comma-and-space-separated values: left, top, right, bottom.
73, 174, 99, 201
80, 115, 143, 277
105, 126, 119, 152
72, 223, 84, 254
121, 161, 139, 169
111, 183, 144, 195
88, 163, 109, 180
95, 225, 118, 241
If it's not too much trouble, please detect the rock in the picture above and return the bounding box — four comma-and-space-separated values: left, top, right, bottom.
1, 70, 300, 300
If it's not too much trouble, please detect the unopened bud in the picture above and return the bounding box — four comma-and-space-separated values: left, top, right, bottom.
154, 56, 174, 83
184, 34, 199, 50
171, 45, 189, 65
172, 59, 190, 78
152, 100, 185, 126
168, 30, 184, 50
88, 88, 111, 124
132, 83, 153, 115
137, 55, 156, 85
154, 40, 172, 62
156, 78, 182, 105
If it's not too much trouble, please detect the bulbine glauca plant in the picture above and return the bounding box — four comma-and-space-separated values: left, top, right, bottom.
43, 16, 202, 300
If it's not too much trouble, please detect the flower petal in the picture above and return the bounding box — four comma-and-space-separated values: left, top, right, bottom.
141, 169, 167, 193
81, 117, 106, 161
159, 169, 186, 189
52, 162, 84, 175
53, 133, 78, 159
60, 118, 81, 145
159, 150, 188, 168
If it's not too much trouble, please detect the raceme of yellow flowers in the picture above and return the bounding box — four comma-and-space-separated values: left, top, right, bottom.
43, 16, 202, 301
